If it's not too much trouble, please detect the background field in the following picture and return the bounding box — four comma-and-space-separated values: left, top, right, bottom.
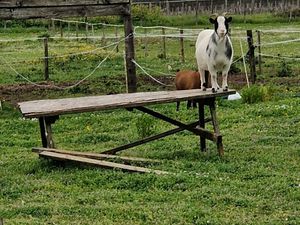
0, 8, 299, 225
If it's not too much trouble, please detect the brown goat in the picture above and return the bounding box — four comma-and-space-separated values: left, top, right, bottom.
175, 70, 201, 111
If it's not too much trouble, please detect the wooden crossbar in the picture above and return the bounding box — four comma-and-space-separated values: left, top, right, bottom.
101, 120, 209, 155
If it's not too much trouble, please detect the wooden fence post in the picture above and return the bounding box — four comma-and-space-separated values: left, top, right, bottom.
256, 30, 262, 75
247, 30, 256, 83
115, 27, 119, 53
44, 37, 49, 80
67, 22, 70, 37
162, 27, 166, 59
91, 24, 94, 36
76, 23, 79, 40
179, 29, 185, 63
60, 21, 63, 38
144, 28, 148, 57
123, 7, 137, 93
52, 20, 55, 31
102, 28, 106, 45
195, 0, 199, 25
85, 18, 88, 41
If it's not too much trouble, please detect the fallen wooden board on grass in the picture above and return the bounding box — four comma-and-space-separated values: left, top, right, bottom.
37, 151, 168, 175
32, 147, 160, 164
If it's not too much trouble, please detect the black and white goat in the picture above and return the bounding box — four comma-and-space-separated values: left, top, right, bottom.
195, 15, 233, 93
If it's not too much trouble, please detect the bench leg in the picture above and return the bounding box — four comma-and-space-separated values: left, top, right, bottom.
198, 100, 206, 152
208, 99, 224, 156
39, 116, 58, 148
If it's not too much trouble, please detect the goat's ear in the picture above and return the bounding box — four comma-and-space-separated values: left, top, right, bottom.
227, 17, 232, 23
209, 18, 215, 24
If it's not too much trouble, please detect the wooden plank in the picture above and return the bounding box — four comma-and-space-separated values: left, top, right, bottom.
0, 5, 128, 19
38, 151, 168, 174
18, 89, 236, 118
32, 147, 160, 163
0, 0, 130, 8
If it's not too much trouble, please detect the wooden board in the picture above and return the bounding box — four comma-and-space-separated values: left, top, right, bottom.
0, 5, 128, 19
32, 147, 160, 163
38, 151, 168, 175
18, 89, 236, 118
0, 0, 130, 8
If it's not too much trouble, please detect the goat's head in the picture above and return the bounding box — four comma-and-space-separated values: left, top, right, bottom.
209, 15, 232, 38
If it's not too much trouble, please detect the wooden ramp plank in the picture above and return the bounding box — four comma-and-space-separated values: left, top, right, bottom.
32, 147, 159, 163
38, 151, 168, 175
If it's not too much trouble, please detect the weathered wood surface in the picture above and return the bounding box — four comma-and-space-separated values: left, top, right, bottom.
38, 151, 168, 174
32, 147, 160, 163
0, 5, 128, 19
0, 0, 130, 8
18, 89, 235, 118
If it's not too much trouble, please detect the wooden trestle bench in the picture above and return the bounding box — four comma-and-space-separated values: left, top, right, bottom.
18, 89, 235, 174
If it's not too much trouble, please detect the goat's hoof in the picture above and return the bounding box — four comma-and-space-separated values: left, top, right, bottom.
223, 87, 228, 91
212, 88, 217, 93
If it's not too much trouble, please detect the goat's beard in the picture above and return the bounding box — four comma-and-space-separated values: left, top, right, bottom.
219, 32, 226, 38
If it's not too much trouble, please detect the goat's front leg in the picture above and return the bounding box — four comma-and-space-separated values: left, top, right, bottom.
208, 67, 218, 93
210, 73, 218, 93
222, 72, 228, 91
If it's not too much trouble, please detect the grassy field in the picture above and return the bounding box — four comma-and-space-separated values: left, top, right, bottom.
0, 12, 300, 224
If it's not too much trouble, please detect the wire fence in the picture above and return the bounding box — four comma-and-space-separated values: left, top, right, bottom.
0, 18, 299, 89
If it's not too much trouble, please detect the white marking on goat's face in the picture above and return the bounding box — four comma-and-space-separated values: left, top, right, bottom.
217, 17, 226, 37
210, 16, 232, 38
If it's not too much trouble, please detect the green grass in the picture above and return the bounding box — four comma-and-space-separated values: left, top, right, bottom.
1, 92, 300, 224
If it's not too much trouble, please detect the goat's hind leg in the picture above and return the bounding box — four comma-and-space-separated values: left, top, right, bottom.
199, 69, 206, 91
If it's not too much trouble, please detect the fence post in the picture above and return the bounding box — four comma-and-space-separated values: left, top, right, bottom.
76, 23, 79, 40
144, 28, 148, 57
60, 21, 63, 38
85, 18, 89, 41
256, 30, 262, 75
67, 22, 70, 37
44, 37, 49, 81
102, 28, 106, 45
179, 29, 185, 63
162, 27, 166, 59
115, 27, 119, 53
52, 19, 55, 31
92, 24, 95, 37
246, 30, 256, 83
123, 7, 137, 93
195, 0, 199, 25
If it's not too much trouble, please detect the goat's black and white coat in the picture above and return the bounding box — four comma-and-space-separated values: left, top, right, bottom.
195, 16, 233, 92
